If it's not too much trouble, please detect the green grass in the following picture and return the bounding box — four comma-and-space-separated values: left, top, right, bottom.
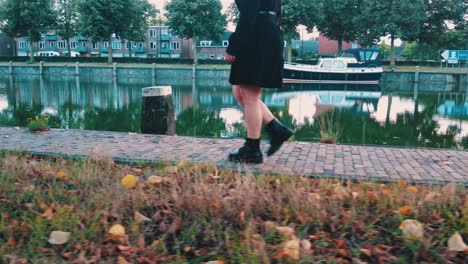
0, 152, 466, 263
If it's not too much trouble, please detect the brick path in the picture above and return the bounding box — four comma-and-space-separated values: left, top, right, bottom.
1, 127, 467, 184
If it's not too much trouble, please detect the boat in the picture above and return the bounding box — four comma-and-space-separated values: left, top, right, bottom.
283, 48, 383, 84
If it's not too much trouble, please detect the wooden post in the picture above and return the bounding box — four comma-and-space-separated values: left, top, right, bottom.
141, 86, 175, 135
39, 61, 44, 75
113, 62, 117, 77
414, 66, 419, 83
75, 62, 80, 76
192, 63, 196, 79
152, 63, 156, 79
8, 61, 12, 75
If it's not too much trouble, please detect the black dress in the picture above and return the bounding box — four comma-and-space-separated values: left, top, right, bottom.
227, 0, 284, 89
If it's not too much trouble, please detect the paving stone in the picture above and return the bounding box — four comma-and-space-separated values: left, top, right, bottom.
0, 127, 467, 184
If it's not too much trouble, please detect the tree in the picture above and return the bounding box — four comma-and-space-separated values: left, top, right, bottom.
56, 0, 79, 57
317, 0, 359, 54
0, 0, 56, 62
281, 0, 323, 61
165, 0, 226, 64
120, 0, 157, 58
225, 2, 239, 26
354, 0, 426, 67
77, 0, 153, 63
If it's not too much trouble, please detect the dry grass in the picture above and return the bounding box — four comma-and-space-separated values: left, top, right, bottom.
0, 152, 466, 263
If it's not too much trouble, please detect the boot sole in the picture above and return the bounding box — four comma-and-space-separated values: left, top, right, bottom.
267, 131, 294, 156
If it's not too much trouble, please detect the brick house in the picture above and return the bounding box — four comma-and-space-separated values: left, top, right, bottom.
318, 34, 359, 56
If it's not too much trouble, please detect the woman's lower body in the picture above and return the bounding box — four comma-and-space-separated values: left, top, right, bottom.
227, 16, 293, 163
227, 85, 293, 164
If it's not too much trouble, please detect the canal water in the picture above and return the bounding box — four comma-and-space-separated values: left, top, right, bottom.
0, 75, 467, 150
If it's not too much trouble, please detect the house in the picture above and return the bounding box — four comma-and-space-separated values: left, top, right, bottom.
0, 33, 15, 56
291, 39, 318, 57
14, 24, 183, 58
318, 34, 358, 56
192, 32, 232, 60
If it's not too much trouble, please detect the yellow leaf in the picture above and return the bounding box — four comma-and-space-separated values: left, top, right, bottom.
109, 224, 126, 237
148, 175, 163, 185
399, 219, 423, 241
42, 166, 52, 172
447, 232, 468, 252
55, 171, 68, 180
48, 231, 70, 245
282, 239, 300, 260
406, 186, 418, 193
134, 211, 151, 223
121, 174, 138, 189
398, 205, 413, 215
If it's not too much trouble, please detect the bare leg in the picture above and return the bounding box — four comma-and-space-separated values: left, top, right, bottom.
238, 85, 262, 139
233, 85, 275, 125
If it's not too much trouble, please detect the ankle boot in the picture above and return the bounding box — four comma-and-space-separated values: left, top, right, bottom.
228, 138, 263, 164
265, 119, 294, 156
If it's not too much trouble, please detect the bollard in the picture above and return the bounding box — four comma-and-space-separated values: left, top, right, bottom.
414, 66, 419, 83
152, 63, 156, 79
113, 62, 117, 77
192, 63, 196, 79
75, 62, 80, 76
9, 61, 12, 75
39, 61, 44, 75
141, 86, 175, 135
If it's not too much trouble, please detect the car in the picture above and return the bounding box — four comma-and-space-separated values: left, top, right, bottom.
38, 51, 60, 57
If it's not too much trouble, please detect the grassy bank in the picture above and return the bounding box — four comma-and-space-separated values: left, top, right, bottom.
0, 152, 466, 263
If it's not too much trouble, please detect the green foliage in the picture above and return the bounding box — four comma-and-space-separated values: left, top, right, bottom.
27, 114, 50, 132
165, 0, 226, 63
56, 0, 79, 57
0, 0, 56, 62
225, 1, 239, 26
317, 0, 359, 52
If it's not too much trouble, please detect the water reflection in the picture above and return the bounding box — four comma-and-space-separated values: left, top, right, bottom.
0, 75, 467, 149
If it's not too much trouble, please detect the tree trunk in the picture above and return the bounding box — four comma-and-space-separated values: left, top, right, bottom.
66, 38, 71, 57
390, 35, 396, 68
287, 39, 292, 62
192, 36, 198, 65
108, 34, 113, 64
128, 41, 132, 58
337, 38, 343, 54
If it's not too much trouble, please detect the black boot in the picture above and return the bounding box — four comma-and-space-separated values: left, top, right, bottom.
265, 119, 294, 156
228, 138, 263, 164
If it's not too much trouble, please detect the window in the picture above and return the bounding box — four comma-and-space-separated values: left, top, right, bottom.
39, 41, 45, 49
80, 42, 87, 47
171, 41, 180, 50
161, 28, 168, 35
19, 41, 27, 49
333, 61, 345, 69
200, 41, 212, 47
112, 41, 121, 49
149, 42, 157, 50
161, 42, 168, 49
58, 41, 66, 49
69, 41, 77, 49
104, 42, 109, 48
138, 42, 144, 48
320, 60, 332, 69
49, 41, 57, 47
149, 29, 157, 37
222, 40, 229, 46
92, 42, 99, 49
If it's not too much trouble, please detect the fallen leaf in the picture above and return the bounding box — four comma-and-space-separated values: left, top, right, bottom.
148, 175, 163, 185
367, 191, 378, 202
165, 166, 179, 174
398, 179, 406, 187
398, 205, 413, 215
131, 168, 143, 175
399, 219, 423, 241
109, 224, 126, 237
55, 171, 68, 180
276, 226, 296, 239
301, 239, 312, 250
282, 239, 300, 260
359, 248, 372, 257
41, 207, 55, 220
121, 174, 138, 189
442, 182, 456, 196
117, 256, 129, 264
406, 186, 418, 193
424, 192, 440, 201
167, 217, 182, 234
48, 231, 70, 245
134, 211, 151, 223
447, 232, 468, 252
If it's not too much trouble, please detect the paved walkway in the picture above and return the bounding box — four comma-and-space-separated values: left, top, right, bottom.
1, 127, 467, 184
